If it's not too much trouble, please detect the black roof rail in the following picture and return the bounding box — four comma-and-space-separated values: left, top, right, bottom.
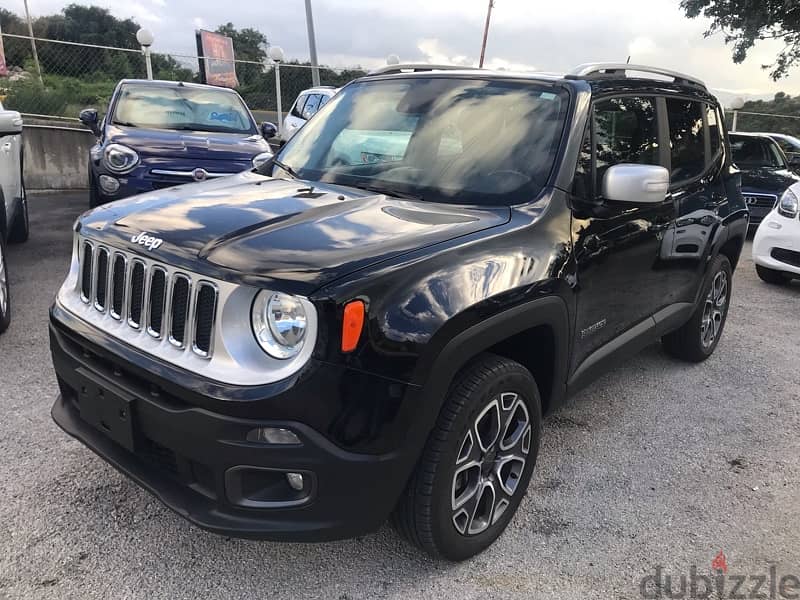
566, 63, 706, 89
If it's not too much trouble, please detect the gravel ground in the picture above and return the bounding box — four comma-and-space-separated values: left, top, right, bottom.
1, 193, 799, 600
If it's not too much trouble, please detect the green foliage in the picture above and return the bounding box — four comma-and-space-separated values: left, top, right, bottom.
680, 0, 800, 79
5, 73, 117, 116
729, 93, 800, 136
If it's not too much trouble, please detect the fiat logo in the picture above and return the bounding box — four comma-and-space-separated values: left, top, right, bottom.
192, 168, 208, 182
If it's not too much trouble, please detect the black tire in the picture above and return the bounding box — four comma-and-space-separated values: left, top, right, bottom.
662, 254, 732, 362
392, 353, 542, 561
755, 265, 789, 285
0, 235, 11, 334
8, 160, 28, 243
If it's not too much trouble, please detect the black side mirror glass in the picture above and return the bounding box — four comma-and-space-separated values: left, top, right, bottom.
260, 121, 277, 140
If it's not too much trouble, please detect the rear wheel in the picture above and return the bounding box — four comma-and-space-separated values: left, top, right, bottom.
756, 265, 789, 285
392, 353, 541, 560
663, 254, 732, 362
7, 196, 29, 243
0, 236, 11, 334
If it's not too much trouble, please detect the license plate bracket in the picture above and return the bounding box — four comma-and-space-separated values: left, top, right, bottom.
77, 368, 137, 452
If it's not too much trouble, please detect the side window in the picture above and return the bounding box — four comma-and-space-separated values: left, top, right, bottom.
592, 96, 659, 190
706, 104, 722, 159
291, 94, 308, 118
318, 94, 331, 109
301, 94, 322, 120
666, 99, 706, 182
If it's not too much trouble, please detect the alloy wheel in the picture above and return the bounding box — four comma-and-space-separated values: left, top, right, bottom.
451, 392, 531, 536
700, 270, 728, 348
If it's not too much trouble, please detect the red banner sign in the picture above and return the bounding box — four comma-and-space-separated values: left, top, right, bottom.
0, 32, 8, 77
196, 30, 238, 88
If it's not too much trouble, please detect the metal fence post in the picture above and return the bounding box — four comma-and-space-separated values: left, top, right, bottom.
275, 63, 283, 137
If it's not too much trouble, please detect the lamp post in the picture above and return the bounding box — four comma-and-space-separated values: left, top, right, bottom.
22, 0, 43, 85
730, 97, 745, 132
387, 54, 400, 66
269, 46, 285, 138
304, 0, 320, 87
136, 28, 155, 80
479, 0, 494, 68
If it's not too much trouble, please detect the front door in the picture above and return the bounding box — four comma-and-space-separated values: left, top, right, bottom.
570, 95, 676, 373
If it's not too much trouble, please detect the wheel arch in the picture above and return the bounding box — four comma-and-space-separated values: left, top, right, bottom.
414, 295, 570, 421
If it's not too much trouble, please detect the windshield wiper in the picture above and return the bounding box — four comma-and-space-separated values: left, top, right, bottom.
351, 183, 424, 201
271, 158, 301, 179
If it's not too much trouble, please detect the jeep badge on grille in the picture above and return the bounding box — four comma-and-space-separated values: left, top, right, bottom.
130, 232, 164, 251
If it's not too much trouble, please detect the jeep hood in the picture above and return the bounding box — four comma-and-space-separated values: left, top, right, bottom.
79, 171, 511, 295
739, 166, 800, 194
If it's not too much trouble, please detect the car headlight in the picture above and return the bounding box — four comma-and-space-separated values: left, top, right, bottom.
778, 187, 799, 219
252, 151, 274, 169
103, 143, 139, 174
251, 291, 308, 359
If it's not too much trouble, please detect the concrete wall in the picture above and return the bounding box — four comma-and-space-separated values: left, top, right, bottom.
23, 124, 94, 191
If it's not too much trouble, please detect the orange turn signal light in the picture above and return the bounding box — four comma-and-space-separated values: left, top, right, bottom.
341, 300, 365, 353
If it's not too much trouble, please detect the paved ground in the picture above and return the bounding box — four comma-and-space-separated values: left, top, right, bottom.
1, 193, 799, 600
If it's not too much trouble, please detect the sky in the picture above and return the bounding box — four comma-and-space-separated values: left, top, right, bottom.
7, 0, 800, 103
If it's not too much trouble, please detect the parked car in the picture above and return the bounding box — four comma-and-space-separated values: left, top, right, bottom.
729, 132, 800, 229
0, 101, 28, 334
281, 86, 338, 142
50, 63, 747, 560
766, 132, 800, 166
753, 180, 800, 284
79, 79, 276, 207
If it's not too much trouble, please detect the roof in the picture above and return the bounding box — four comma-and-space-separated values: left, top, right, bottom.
729, 131, 775, 138
117, 79, 240, 92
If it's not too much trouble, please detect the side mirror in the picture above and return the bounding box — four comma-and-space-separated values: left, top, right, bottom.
79, 108, 100, 136
260, 121, 278, 140
789, 155, 800, 168
0, 110, 23, 135
602, 164, 670, 204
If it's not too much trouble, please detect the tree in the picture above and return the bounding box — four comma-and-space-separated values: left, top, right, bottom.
680, 0, 800, 79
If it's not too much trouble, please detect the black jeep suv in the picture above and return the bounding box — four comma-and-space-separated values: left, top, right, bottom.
49, 63, 747, 560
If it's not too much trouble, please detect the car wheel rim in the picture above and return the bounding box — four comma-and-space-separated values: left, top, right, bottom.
451, 392, 531, 536
701, 270, 728, 349
0, 243, 7, 316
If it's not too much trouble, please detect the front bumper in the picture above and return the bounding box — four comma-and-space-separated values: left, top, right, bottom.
49, 312, 421, 542
753, 211, 800, 277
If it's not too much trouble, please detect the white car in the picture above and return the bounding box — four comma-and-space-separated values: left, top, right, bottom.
753, 181, 800, 285
281, 86, 338, 142
0, 100, 27, 333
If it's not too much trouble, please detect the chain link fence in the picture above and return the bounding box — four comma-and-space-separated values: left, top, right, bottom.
0, 33, 366, 121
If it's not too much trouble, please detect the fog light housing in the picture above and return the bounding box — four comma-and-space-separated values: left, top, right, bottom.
246, 427, 301, 445
98, 174, 120, 194
286, 472, 304, 491
768, 221, 782, 230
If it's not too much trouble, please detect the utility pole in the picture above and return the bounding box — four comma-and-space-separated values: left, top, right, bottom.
22, 0, 43, 85
478, 0, 494, 68
304, 0, 320, 87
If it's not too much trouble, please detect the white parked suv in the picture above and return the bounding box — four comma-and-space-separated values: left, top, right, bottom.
753, 181, 800, 284
0, 100, 28, 333
281, 86, 338, 142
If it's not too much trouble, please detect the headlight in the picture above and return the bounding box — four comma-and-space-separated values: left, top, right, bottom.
252, 151, 274, 169
778, 187, 799, 219
103, 143, 139, 174
251, 291, 308, 359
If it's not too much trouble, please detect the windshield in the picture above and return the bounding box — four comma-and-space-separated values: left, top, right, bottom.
112, 84, 256, 134
265, 77, 569, 205
731, 136, 786, 169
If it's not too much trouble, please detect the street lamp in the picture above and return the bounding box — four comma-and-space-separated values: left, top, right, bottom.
730, 96, 745, 132
387, 54, 400, 65
136, 28, 155, 80
269, 46, 285, 138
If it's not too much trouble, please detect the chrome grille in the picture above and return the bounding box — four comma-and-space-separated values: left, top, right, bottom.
743, 194, 777, 209
77, 240, 218, 359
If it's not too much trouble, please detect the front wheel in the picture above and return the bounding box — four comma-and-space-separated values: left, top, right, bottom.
392, 354, 542, 560
662, 254, 732, 362
0, 236, 11, 334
